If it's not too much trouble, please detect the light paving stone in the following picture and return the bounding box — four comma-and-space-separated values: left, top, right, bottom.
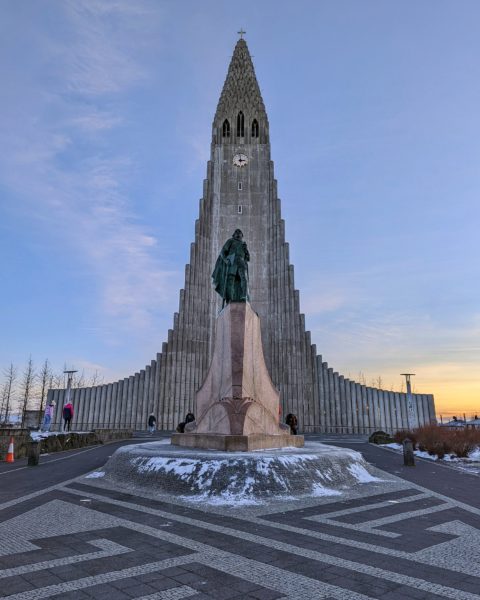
61, 486, 480, 600
0, 538, 131, 579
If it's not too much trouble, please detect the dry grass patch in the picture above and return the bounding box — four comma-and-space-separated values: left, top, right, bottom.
393, 425, 480, 459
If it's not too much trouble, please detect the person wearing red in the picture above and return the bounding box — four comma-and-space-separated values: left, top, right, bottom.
63, 402, 74, 431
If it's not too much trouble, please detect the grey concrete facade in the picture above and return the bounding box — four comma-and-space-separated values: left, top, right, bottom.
49, 39, 435, 433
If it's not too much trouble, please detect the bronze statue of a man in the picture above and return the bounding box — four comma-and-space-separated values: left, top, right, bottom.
212, 229, 250, 304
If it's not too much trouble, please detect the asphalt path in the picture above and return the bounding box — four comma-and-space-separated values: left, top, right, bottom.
1, 433, 478, 510
0, 436, 162, 504
313, 435, 480, 509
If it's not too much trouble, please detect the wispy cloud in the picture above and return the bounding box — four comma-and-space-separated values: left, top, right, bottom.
0, 1, 177, 340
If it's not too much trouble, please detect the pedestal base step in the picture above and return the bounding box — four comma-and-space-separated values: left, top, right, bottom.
171, 432, 304, 451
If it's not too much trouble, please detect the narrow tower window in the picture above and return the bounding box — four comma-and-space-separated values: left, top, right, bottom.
251, 119, 259, 138
238, 205, 243, 214
238, 182, 242, 191
222, 119, 230, 137
236, 111, 244, 137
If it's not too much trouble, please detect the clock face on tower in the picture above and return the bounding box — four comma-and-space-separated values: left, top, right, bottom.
233, 153, 248, 167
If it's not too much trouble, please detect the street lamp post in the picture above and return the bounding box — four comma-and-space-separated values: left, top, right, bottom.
63, 369, 77, 428
401, 373, 416, 430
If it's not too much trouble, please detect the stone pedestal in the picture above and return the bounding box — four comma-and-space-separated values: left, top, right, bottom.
172, 302, 303, 450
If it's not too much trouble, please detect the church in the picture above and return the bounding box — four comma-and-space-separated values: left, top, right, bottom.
49, 37, 436, 433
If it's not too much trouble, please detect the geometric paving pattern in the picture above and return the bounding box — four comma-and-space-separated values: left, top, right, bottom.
1, 467, 480, 599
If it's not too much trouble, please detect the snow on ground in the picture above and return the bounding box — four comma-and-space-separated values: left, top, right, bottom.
85, 471, 105, 479
311, 483, 341, 497
30, 430, 91, 440
380, 442, 480, 464
347, 463, 384, 482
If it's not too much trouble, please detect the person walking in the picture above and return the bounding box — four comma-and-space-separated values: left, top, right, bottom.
148, 413, 156, 434
63, 402, 74, 432
42, 400, 55, 432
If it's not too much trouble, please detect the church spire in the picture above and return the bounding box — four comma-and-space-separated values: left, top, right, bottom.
214, 38, 267, 127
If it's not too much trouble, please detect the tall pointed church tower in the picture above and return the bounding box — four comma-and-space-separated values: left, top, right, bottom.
49, 38, 436, 433
162, 37, 317, 429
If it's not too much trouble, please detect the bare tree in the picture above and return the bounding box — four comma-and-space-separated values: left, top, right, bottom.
37, 359, 52, 426
74, 370, 86, 388
50, 371, 64, 389
376, 376, 383, 390
0, 363, 17, 424
89, 370, 104, 386
20, 356, 36, 426
357, 371, 367, 386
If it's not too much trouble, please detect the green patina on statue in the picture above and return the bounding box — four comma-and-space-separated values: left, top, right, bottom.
212, 229, 250, 305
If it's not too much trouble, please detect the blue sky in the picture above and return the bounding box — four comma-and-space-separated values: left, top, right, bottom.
1, 1, 479, 415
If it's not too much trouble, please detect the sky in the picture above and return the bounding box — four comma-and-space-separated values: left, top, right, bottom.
1, 0, 479, 418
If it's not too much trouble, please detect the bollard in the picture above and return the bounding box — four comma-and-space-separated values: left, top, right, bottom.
27, 440, 41, 466
403, 438, 415, 467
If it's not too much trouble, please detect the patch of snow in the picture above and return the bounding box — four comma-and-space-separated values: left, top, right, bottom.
311, 483, 341, 497
181, 492, 261, 506
135, 457, 200, 477
277, 454, 320, 466
468, 447, 480, 461
85, 471, 105, 479
347, 462, 383, 483
414, 450, 437, 461
442, 454, 459, 462
383, 443, 403, 450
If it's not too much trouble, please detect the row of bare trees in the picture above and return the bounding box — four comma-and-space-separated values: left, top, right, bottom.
0, 358, 104, 425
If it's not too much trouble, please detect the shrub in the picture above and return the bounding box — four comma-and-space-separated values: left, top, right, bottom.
393, 424, 480, 458
369, 430, 393, 444
393, 429, 417, 447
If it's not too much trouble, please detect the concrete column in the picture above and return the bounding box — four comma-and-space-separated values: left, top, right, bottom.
345, 379, 354, 433
95, 384, 102, 428
383, 391, 392, 433
114, 380, 122, 428
165, 329, 174, 430
132, 372, 140, 429
103, 384, 112, 428
427, 394, 436, 424
109, 382, 118, 428
350, 381, 358, 433
399, 393, 409, 430
74, 387, 84, 430
139, 367, 148, 430
378, 389, 386, 431
80, 387, 90, 431
315, 355, 324, 433
158, 343, 168, 429
333, 373, 341, 433
338, 375, 346, 433
52, 389, 61, 430
87, 387, 98, 429
127, 376, 135, 427
367, 387, 374, 431
326, 367, 334, 433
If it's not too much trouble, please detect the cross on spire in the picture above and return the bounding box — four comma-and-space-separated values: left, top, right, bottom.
237, 28, 246, 39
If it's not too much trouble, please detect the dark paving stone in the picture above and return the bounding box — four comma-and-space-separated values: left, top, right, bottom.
61, 590, 92, 600
84, 583, 131, 600
334, 496, 444, 524
2, 575, 35, 596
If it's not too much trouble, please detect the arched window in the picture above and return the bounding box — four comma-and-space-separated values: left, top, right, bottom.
236, 111, 244, 137
251, 119, 259, 138
222, 119, 230, 137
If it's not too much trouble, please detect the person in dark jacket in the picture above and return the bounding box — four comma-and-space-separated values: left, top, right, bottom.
148, 413, 156, 434
63, 402, 74, 432
285, 413, 298, 435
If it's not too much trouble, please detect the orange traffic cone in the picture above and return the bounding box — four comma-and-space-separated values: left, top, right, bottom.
6, 437, 14, 463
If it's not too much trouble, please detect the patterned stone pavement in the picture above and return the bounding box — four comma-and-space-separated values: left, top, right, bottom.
1, 442, 479, 599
